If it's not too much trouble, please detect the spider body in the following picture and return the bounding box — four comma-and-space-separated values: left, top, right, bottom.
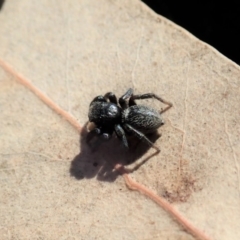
88, 88, 172, 151
122, 105, 163, 133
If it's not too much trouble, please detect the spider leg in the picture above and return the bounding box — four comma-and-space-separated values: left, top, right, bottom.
91, 95, 107, 104
124, 124, 160, 152
104, 92, 117, 104
119, 88, 133, 109
129, 98, 137, 106
130, 93, 173, 114
114, 124, 129, 148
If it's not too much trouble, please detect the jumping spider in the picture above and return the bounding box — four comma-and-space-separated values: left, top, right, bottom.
87, 88, 172, 152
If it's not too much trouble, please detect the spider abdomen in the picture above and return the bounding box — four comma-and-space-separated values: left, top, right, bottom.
122, 105, 164, 133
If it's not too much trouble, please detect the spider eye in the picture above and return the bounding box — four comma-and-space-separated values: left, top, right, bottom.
95, 128, 101, 134
102, 133, 111, 140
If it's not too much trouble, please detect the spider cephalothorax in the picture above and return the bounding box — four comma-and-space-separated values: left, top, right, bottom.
88, 88, 172, 151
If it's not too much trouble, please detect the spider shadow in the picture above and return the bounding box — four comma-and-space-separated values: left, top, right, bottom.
70, 123, 161, 182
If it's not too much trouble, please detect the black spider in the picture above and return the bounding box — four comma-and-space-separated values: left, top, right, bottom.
87, 88, 172, 152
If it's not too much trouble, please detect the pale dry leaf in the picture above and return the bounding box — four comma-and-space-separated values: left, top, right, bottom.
0, 0, 240, 239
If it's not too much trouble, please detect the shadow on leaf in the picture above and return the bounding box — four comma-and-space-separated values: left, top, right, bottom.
70, 123, 160, 182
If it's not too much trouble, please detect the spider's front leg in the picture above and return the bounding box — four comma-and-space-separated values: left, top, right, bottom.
104, 92, 117, 104
119, 88, 133, 109
90, 95, 107, 104
130, 93, 173, 114
123, 123, 160, 153
114, 124, 129, 148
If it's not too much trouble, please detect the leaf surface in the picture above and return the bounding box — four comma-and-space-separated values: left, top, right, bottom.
0, 0, 240, 239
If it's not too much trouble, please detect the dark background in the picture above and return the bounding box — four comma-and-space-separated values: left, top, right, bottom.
0, 0, 239, 65
142, 1, 240, 65
0, 0, 4, 11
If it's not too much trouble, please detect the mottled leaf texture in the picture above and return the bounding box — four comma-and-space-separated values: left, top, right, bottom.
0, 0, 240, 239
